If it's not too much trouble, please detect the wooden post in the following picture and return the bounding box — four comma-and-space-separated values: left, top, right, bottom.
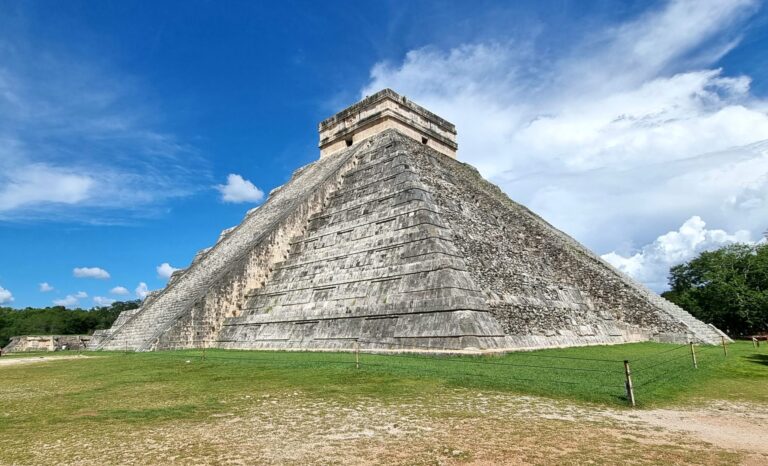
623, 360, 636, 407
355, 341, 360, 370
721, 336, 728, 357
753, 337, 758, 349
689, 342, 698, 369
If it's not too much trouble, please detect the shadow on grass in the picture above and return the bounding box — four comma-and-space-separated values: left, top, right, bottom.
745, 354, 768, 367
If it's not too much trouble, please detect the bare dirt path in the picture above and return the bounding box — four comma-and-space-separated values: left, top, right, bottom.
9, 389, 766, 465
613, 400, 768, 459
0, 355, 90, 367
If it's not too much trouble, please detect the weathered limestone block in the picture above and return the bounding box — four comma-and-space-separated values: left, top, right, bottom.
405, 134, 723, 346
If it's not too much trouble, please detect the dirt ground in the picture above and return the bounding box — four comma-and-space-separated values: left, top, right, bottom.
8, 388, 767, 465
613, 400, 768, 457
0, 355, 90, 366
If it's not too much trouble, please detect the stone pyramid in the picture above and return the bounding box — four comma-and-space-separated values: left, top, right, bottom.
93, 89, 726, 352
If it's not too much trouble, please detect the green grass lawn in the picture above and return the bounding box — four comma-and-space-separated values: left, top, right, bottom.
1, 341, 764, 416
0, 341, 765, 465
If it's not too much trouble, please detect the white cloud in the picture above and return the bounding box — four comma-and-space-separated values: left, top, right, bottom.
73, 267, 111, 279
602, 216, 754, 291
135, 282, 150, 299
93, 296, 115, 307
53, 296, 78, 307
156, 262, 180, 280
216, 174, 265, 203
0, 162, 94, 211
362, 0, 768, 285
0, 285, 14, 304
53, 292, 87, 308
110, 286, 129, 295
39, 282, 54, 292
0, 25, 208, 223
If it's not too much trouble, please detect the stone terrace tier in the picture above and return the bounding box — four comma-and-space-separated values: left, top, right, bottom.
218, 132, 507, 351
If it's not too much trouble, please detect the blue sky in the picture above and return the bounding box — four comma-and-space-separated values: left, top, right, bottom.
1, 0, 767, 308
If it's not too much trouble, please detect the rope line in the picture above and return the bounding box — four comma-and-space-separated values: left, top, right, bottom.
113, 337, 754, 399
630, 344, 688, 362
147, 349, 628, 390
632, 351, 696, 373
347, 338, 626, 362
349, 348, 623, 373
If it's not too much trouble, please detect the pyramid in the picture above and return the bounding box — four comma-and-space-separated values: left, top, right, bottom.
93, 89, 726, 352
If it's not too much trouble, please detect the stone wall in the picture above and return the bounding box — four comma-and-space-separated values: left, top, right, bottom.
2, 335, 91, 353
319, 89, 457, 159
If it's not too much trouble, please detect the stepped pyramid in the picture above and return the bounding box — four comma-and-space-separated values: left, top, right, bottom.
93, 89, 726, 352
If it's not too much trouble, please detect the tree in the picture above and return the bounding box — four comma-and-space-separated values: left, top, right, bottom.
662, 243, 768, 337
0, 300, 139, 348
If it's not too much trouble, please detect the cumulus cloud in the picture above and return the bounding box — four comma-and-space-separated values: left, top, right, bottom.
73, 267, 111, 279
93, 296, 115, 307
602, 216, 754, 292
53, 291, 87, 308
0, 162, 93, 212
53, 296, 77, 307
362, 0, 768, 276
0, 285, 14, 304
135, 282, 150, 299
156, 262, 180, 280
216, 174, 265, 203
39, 282, 54, 292
110, 286, 129, 295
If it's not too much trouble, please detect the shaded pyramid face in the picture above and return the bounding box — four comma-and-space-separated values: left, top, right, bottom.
94, 90, 725, 352
218, 133, 507, 350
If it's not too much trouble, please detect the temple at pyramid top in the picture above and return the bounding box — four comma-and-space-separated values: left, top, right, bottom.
318, 88, 458, 159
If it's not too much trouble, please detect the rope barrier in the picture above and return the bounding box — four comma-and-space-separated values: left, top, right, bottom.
630, 343, 688, 362
354, 338, 625, 362
631, 351, 696, 373
347, 348, 623, 373
111, 336, 761, 406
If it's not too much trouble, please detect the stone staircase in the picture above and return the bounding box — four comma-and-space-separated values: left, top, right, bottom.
96, 146, 359, 351
640, 287, 727, 344
218, 134, 507, 350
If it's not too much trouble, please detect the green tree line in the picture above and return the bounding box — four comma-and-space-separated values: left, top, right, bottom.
662, 243, 768, 337
0, 300, 138, 348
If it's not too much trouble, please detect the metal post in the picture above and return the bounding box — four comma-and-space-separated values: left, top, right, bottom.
721, 336, 728, 357
623, 360, 636, 407
355, 341, 360, 370
689, 342, 698, 369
